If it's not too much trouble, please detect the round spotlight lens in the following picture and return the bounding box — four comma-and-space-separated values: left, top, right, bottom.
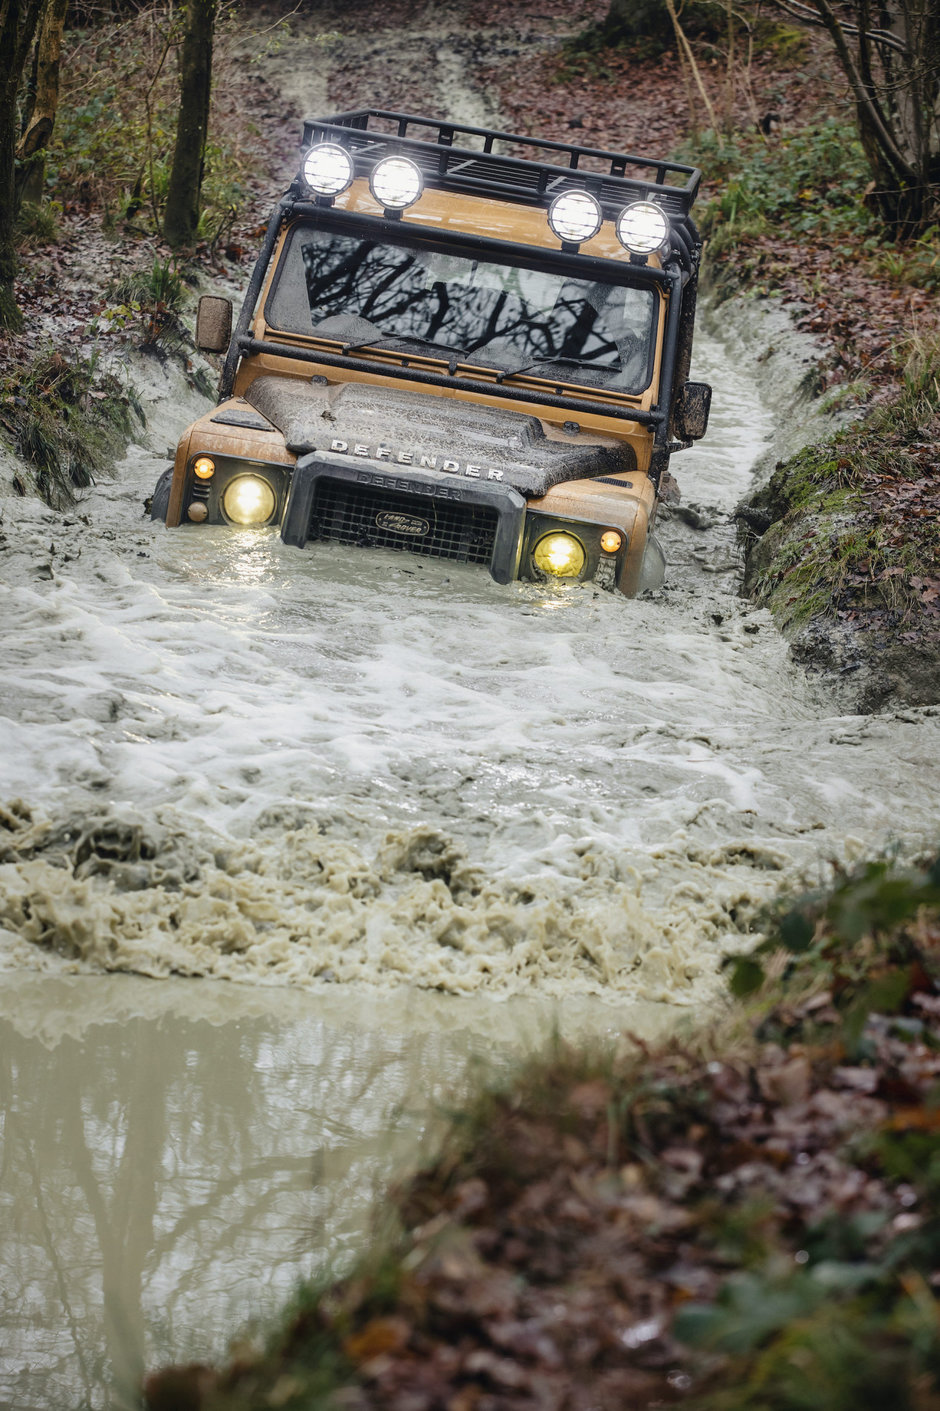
548, 190, 603, 245
302, 143, 354, 196
187, 501, 208, 522
193, 456, 215, 480
617, 201, 668, 254
221, 475, 276, 526
533, 532, 586, 578
600, 529, 623, 554
370, 156, 423, 210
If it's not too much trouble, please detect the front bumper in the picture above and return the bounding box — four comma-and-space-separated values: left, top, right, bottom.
158, 449, 652, 594
281, 452, 526, 584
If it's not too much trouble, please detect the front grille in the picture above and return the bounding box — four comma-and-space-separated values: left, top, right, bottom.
310, 480, 498, 565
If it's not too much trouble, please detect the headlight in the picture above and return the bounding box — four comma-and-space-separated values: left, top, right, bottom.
370, 157, 423, 211
547, 190, 603, 245
616, 201, 668, 254
221, 475, 276, 526
303, 143, 354, 196
533, 532, 586, 578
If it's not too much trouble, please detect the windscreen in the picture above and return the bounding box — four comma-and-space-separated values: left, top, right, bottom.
266, 227, 658, 394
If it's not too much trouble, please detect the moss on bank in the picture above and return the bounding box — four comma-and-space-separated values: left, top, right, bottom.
144, 853, 940, 1411
741, 340, 940, 709
672, 115, 939, 710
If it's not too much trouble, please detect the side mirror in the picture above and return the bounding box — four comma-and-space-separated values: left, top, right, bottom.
673, 381, 712, 441
195, 295, 233, 352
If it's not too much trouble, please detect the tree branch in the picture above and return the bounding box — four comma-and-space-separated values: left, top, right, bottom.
808, 0, 917, 178
764, 0, 909, 55
664, 0, 720, 132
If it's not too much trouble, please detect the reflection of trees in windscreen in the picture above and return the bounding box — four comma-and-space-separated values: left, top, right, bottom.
302, 234, 653, 391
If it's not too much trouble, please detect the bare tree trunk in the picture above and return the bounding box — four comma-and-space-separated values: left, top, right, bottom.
163, 0, 217, 251
16, 0, 68, 207
768, 0, 940, 234
0, 0, 47, 330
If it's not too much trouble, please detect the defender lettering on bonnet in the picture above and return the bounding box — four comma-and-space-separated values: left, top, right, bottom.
328, 439, 504, 481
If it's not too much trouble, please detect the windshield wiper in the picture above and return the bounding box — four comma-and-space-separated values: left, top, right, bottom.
495, 355, 608, 385
341, 331, 475, 375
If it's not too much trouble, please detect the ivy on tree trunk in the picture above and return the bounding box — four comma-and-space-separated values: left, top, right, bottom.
0, 0, 48, 331
16, 0, 69, 208
163, 0, 217, 251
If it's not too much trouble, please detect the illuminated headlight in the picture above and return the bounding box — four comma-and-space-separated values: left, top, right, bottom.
302, 143, 354, 196
370, 157, 423, 211
533, 532, 586, 578
548, 190, 603, 245
221, 475, 276, 526
616, 201, 668, 254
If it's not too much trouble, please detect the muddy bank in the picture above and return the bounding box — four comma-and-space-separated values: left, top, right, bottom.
697, 282, 940, 713
742, 407, 940, 713
741, 378, 939, 711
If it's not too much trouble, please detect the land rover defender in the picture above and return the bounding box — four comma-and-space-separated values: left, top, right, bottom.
151, 109, 711, 594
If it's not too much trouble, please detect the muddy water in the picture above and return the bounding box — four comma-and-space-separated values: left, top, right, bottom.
3, 974, 650, 1411
1, 335, 937, 1002
1, 328, 939, 1408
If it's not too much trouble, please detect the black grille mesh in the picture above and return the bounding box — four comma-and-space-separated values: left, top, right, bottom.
311, 480, 498, 565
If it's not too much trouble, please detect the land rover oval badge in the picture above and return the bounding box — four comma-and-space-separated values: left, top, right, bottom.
377, 510, 430, 536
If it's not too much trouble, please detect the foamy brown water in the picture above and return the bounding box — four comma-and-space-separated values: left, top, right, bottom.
1, 334, 938, 1009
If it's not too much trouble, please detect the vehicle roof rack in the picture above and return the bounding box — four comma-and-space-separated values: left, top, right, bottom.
301, 109, 701, 226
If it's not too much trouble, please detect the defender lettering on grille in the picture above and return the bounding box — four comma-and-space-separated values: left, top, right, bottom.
376, 510, 429, 536
359, 471, 463, 500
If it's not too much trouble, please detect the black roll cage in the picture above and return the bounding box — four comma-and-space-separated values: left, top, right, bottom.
218, 110, 702, 461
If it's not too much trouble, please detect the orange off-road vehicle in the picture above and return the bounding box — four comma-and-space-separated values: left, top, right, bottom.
151, 110, 710, 593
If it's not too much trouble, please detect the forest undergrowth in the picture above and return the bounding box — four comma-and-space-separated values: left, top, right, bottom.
1, 0, 298, 500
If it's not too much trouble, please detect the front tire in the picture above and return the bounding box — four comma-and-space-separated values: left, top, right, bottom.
149, 466, 173, 523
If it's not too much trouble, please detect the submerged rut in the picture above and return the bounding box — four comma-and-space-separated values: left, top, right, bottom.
0, 327, 937, 1008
